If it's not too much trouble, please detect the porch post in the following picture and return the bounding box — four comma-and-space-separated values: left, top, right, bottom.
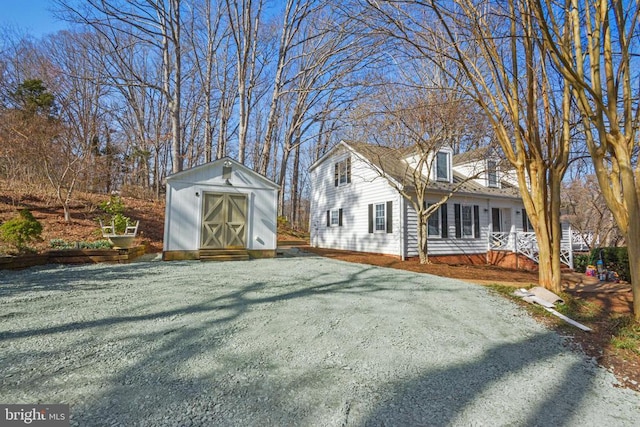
568, 225, 574, 269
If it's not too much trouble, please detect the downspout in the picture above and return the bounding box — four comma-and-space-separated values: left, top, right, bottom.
400, 195, 405, 261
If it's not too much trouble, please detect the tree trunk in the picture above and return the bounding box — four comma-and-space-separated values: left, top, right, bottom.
627, 221, 640, 320
290, 141, 300, 226
417, 214, 429, 264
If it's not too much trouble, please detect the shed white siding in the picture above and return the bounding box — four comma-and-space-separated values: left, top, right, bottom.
164, 159, 278, 253
310, 146, 403, 256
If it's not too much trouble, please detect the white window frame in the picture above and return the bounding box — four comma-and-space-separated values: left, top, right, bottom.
337, 159, 350, 185
461, 205, 474, 238
375, 203, 386, 232
330, 209, 340, 226
436, 151, 450, 182
487, 160, 498, 187
427, 203, 440, 237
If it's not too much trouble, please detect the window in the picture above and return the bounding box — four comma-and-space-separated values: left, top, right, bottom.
375, 203, 386, 231
425, 203, 449, 238
331, 210, 340, 226
368, 201, 393, 233
462, 205, 473, 237
492, 207, 502, 232
522, 209, 534, 232
326, 209, 343, 227
454, 204, 480, 239
427, 203, 440, 237
334, 157, 351, 187
487, 160, 498, 187
436, 151, 449, 181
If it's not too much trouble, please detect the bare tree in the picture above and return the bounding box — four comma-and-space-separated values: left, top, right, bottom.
224, 0, 264, 164
349, 79, 489, 263
357, 0, 573, 292
55, 0, 185, 173
563, 176, 620, 249
257, 0, 321, 175
529, 0, 640, 318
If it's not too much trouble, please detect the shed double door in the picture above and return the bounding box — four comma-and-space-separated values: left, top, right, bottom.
201, 193, 247, 249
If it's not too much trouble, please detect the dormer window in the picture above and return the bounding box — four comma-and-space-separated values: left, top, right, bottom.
334, 157, 351, 187
487, 160, 498, 187
436, 151, 450, 181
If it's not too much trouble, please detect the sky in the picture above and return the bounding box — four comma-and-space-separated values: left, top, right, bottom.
1, 0, 68, 38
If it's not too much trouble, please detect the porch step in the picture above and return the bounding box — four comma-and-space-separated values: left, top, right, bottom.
199, 249, 250, 262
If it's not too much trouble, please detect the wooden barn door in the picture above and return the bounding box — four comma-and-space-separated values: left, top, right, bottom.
201, 193, 247, 249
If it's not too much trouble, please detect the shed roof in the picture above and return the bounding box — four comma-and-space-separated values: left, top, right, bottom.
166, 157, 279, 190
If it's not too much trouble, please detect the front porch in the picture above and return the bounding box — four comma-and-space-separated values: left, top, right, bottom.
489, 228, 577, 269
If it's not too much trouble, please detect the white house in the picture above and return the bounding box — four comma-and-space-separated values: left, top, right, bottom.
163, 157, 279, 261
309, 140, 536, 264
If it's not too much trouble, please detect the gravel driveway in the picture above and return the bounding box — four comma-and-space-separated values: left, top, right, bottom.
1, 255, 639, 426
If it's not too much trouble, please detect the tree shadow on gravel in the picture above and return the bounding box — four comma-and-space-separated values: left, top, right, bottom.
3, 259, 597, 426
0, 261, 167, 297
0, 262, 446, 342
359, 332, 596, 426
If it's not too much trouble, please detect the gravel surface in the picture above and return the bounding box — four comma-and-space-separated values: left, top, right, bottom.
1, 255, 639, 426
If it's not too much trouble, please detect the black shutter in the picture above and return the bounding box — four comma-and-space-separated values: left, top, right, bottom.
386, 201, 393, 233
522, 208, 528, 230
454, 203, 461, 238
346, 157, 351, 183
338, 208, 343, 226
368, 204, 373, 233
441, 204, 448, 238
334, 163, 339, 187
474, 205, 480, 238
326, 210, 330, 227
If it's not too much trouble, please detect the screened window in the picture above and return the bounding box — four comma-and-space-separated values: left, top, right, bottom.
487, 160, 498, 187
375, 203, 386, 231
334, 157, 351, 186
462, 205, 473, 237
331, 209, 339, 226
455, 204, 480, 239
436, 151, 449, 181
522, 209, 534, 232
427, 204, 440, 237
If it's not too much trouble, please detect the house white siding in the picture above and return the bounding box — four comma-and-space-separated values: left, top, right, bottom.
310, 146, 403, 256
310, 141, 530, 260
404, 195, 526, 257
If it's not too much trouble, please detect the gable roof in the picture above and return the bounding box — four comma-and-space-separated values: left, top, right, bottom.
165, 157, 279, 189
452, 146, 492, 165
317, 140, 521, 199
453, 146, 513, 170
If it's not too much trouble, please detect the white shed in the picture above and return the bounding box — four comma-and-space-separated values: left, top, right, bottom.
163, 157, 279, 261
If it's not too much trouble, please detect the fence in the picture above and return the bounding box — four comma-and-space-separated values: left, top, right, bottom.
489, 228, 574, 268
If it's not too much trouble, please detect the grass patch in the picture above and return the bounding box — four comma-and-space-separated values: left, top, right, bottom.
610, 316, 640, 355
555, 292, 602, 323
486, 282, 640, 357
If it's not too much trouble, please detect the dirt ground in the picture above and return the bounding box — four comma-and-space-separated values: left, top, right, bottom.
303, 247, 639, 391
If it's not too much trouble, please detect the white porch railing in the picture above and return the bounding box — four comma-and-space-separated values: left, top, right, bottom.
489, 229, 574, 268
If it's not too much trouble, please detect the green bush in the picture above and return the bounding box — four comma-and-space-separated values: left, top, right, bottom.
586, 247, 630, 282
573, 253, 590, 273
0, 209, 43, 253
50, 239, 112, 250
98, 195, 131, 234
99, 195, 126, 216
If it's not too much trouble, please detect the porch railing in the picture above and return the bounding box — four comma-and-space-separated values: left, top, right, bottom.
489, 229, 574, 268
